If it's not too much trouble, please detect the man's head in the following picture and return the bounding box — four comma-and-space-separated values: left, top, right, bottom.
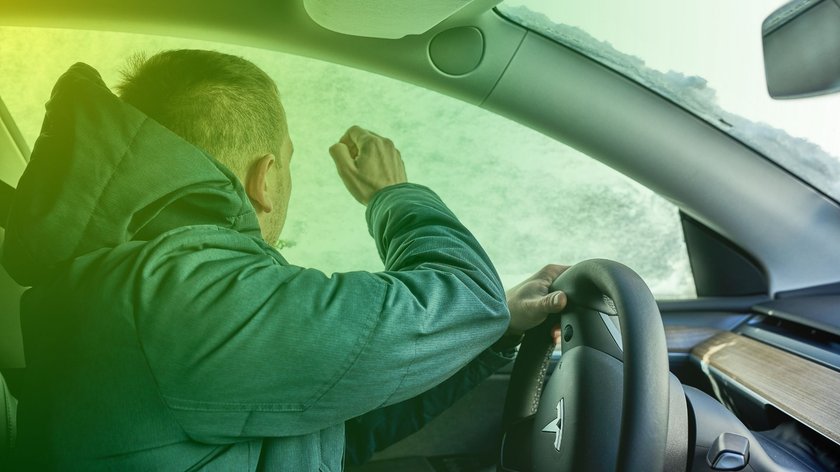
116, 49, 293, 245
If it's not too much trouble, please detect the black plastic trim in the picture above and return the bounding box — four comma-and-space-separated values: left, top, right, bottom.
680, 212, 768, 297
776, 281, 840, 299
753, 296, 840, 337
0, 181, 13, 229
658, 296, 770, 314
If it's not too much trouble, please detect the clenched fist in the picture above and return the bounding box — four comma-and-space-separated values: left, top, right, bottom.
329, 126, 407, 205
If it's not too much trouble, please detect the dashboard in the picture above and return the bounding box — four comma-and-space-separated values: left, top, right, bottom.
667, 296, 840, 471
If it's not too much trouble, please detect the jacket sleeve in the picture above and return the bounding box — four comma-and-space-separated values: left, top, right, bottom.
134, 183, 510, 442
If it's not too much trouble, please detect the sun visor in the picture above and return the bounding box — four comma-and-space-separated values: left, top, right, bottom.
303, 0, 476, 39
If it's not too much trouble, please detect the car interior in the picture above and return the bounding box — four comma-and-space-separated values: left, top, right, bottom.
2, 0, 840, 470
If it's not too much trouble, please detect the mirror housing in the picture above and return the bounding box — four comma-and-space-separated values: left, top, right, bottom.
763, 0, 840, 99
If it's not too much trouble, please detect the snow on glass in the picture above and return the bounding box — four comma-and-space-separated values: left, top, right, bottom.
499, 5, 840, 202
0, 26, 696, 298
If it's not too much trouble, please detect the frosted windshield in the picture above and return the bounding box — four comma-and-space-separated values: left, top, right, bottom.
498, 0, 840, 202
0, 26, 696, 298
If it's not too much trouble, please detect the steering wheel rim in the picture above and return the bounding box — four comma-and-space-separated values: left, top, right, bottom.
501, 259, 670, 471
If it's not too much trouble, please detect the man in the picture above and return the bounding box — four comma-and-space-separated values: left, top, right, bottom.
2, 50, 566, 470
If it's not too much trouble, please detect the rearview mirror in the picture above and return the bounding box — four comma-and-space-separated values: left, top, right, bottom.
763, 0, 840, 99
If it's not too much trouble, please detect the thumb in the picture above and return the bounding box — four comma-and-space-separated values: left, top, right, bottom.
329, 143, 355, 170
529, 291, 567, 314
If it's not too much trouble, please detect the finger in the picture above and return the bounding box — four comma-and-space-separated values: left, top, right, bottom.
329, 143, 355, 170
551, 324, 563, 345
548, 291, 567, 311
338, 132, 358, 158
353, 133, 375, 160
526, 290, 567, 314
345, 125, 368, 146
539, 264, 570, 282
338, 126, 369, 157
367, 131, 397, 153
541, 264, 569, 277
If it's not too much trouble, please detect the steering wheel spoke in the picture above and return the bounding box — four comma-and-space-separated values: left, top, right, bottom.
532, 343, 623, 470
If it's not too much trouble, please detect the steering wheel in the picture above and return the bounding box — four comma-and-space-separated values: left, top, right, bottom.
500, 259, 672, 471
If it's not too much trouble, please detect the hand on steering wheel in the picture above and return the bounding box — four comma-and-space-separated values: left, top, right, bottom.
500, 259, 679, 472
505, 264, 569, 337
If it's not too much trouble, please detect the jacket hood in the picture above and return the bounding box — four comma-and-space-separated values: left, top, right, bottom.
2, 63, 262, 286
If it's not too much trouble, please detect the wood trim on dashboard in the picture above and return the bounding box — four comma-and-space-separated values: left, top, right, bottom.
665, 326, 722, 353
691, 331, 840, 445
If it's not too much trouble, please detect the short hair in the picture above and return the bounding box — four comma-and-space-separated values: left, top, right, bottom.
116, 49, 287, 177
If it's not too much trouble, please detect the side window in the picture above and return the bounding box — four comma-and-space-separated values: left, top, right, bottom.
0, 26, 696, 299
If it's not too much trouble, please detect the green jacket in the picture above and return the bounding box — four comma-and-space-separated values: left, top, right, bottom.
2, 63, 511, 471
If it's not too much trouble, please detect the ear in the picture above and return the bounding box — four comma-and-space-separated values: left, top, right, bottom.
245, 154, 275, 213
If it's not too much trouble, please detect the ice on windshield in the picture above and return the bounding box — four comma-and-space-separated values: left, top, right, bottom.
0, 26, 696, 298
499, 5, 840, 202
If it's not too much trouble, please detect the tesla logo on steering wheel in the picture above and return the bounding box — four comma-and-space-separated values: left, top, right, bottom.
541, 398, 564, 452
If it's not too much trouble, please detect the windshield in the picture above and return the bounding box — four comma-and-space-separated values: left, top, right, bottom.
498, 0, 840, 202
0, 26, 696, 298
